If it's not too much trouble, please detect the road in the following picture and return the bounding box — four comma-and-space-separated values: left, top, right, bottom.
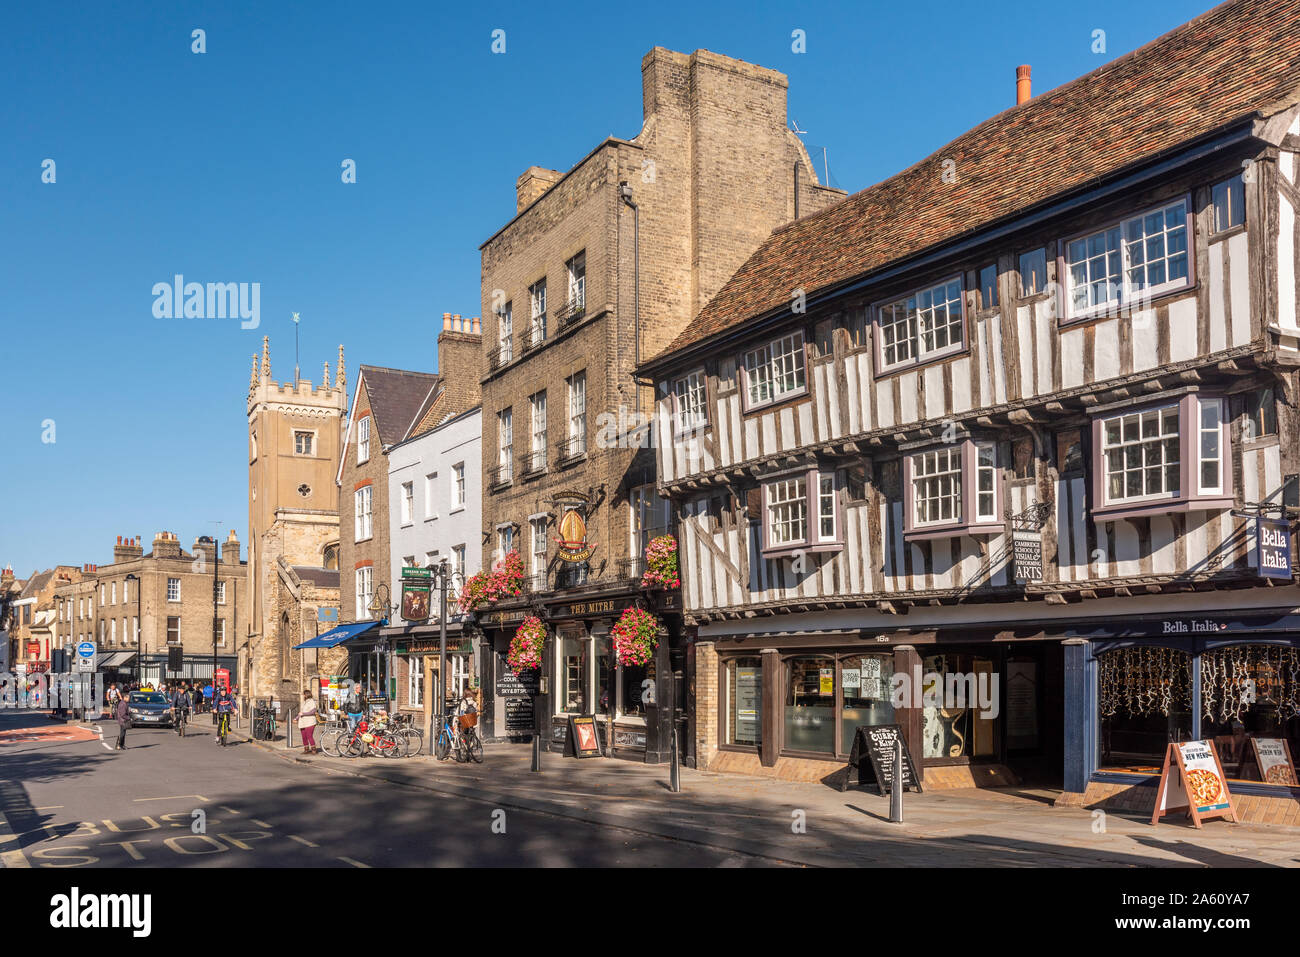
0, 710, 778, 867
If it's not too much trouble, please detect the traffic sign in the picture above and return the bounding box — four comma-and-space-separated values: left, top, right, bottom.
74, 642, 97, 674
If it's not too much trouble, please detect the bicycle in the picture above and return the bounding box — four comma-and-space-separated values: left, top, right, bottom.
338, 717, 404, 758
173, 707, 188, 738
216, 710, 232, 747
435, 711, 483, 763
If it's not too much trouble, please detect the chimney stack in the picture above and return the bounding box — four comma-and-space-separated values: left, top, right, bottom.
515, 167, 563, 212
1016, 64, 1032, 105
436, 309, 484, 418
223, 529, 241, 564
114, 534, 144, 564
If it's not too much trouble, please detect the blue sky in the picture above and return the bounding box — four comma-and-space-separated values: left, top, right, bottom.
0, 0, 1215, 574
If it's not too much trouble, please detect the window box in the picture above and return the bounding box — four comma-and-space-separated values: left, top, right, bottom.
1061, 196, 1193, 322
1090, 393, 1232, 521
760, 468, 842, 557
742, 332, 807, 411
874, 276, 966, 374
902, 439, 1002, 541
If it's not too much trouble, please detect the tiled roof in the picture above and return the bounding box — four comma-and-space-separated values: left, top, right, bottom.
358, 365, 440, 447
292, 566, 340, 589
656, 0, 1300, 362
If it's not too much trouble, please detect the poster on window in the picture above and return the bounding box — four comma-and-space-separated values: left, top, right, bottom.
860, 657, 883, 699
819, 668, 834, 695
735, 667, 761, 745
1248, 737, 1298, 786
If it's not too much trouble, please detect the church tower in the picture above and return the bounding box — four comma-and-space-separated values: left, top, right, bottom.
244, 336, 348, 698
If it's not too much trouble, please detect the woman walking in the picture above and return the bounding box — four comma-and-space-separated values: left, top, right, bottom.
298, 689, 319, 754
114, 692, 131, 750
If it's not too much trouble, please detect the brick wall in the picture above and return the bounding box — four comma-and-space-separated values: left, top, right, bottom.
694, 640, 718, 769
339, 377, 392, 622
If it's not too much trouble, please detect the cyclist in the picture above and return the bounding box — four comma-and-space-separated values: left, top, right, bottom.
170, 683, 191, 736
213, 686, 235, 745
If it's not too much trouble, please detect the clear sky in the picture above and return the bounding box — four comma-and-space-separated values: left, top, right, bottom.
0, 0, 1216, 575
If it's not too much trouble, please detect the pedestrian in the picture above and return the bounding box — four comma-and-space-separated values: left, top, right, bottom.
202, 682, 214, 712
298, 690, 319, 754
114, 691, 131, 750
345, 682, 365, 732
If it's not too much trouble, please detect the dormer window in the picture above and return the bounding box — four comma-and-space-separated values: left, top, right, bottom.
1090, 394, 1232, 520
903, 439, 1002, 540
743, 332, 806, 410
875, 276, 965, 372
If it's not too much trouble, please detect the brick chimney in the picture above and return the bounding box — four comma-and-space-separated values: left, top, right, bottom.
223, 529, 241, 564
193, 535, 216, 562
113, 535, 144, 564
516, 167, 563, 213
436, 312, 483, 419
152, 531, 181, 559
1016, 64, 1032, 105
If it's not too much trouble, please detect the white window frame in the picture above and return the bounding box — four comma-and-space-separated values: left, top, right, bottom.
215, 618, 227, 647
294, 430, 315, 456
110, 581, 116, 605
743, 332, 807, 409
1063, 197, 1191, 321
499, 301, 513, 362
450, 545, 465, 598
354, 485, 373, 541
975, 442, 998, 522
498, 408, 513, 479
567, 372, 587, 454
110, 618, 116, 645
531, 517, 548, 578
356, 415, 371, 465
216, 581, 226, 605
1211, 174, 1245, 234
765, 475, 808, 548
451, 463, 466, 510
425, 472, 438, 519
876, 276, 965, 372
167, 578, 181, 603
911, 447, 963, 528
566, 251, 586, 310
529, 278, 547, 344
497, 525, 515, 562
530, 391, 547, 471
355, 566, 373, 621
673, 369, 708, 434
1099, 403, 1182, 506
400, 481, 414, 526
132, 616, 139, 644
1197, 398, 1224, 495
166, 616, 181, 645
406, 655, 424, 708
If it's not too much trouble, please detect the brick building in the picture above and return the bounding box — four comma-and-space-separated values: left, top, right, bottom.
471, 47, 841, 761
7, 565, 80, 674
52, 532, 246, 686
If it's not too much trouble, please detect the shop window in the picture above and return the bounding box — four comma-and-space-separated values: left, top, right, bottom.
619, 658, 651, 719
1097, 646, 1193, 772
1200, 644, 1300, 786
920, 653, 997, 759
406, 656, 423, 708
840, 654, 894, 754
785, 655, 835, 754
725, 658, 763, 747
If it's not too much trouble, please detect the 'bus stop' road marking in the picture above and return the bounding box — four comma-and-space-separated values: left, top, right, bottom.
0, 810, 30, 868
134, 795, 209, 803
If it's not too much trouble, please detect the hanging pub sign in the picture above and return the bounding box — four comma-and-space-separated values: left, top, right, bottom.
1151, 739, 1238, 828
551, 490, 597, 564
400, 566, 432, 622
1256, 517, 1292, 580
1012, 530, 1043, 583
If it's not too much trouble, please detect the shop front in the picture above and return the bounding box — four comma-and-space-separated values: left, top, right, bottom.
382, 622, 479, 737
1061, 609, 1300, 820
709, 627, 1064, 788
477, 589, 686, 764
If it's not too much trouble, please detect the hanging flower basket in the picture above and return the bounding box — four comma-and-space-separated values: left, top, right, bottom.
508, 616, 547, 674
458, 549, 525, 613
611, 607, 661, 667
640, 535, 680, 590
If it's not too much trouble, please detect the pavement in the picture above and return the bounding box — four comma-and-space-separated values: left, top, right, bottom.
247, 724, 1300, 868
2, 707, 1298, 867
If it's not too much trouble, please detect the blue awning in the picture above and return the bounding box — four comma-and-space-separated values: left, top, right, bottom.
293, 620, 382, 650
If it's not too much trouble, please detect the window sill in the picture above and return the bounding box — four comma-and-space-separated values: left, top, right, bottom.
742, 387, 809, 417
1061, 280, 1194, 326
874, 342, 968, 381
761, 541, 843, 559
903, 522, 1002, 542
449, 506, 465, 516
424, 515, 438, 523
1092, 496, 1234, 522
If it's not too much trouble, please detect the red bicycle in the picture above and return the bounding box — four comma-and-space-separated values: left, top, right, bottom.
339, 718, 404, 758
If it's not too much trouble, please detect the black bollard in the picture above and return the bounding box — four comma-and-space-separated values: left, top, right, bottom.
889, 736, 904, 824
669, 724, 681, 792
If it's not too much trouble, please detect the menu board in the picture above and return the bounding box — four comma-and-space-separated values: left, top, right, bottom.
504, 696, 534, 733
1151, 739, 1238, 828
734, 666, 761, 745
1246, 737, 1298, 785
568, 715, 602, 758
840, 724, 922, 795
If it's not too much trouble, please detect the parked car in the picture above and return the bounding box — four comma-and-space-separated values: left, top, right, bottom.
126, 691, 174, 728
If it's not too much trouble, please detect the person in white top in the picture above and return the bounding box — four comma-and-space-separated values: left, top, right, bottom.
298, 690, 319, 754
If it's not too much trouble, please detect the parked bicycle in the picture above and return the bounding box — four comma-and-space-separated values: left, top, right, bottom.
435, 710, 483, 763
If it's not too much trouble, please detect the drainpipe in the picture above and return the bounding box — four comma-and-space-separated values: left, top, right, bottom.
620, 182, 640, 421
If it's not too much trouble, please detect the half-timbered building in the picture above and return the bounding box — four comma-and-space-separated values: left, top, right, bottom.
639, 0, 1300, 816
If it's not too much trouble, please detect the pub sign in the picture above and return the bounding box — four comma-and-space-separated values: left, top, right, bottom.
401, 566, 432, 622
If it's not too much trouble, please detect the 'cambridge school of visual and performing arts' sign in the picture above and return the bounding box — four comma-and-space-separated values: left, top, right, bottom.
1012, 531, 1043, 583
1256, 517, 1293, 580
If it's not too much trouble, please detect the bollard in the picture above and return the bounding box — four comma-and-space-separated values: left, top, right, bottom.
889, 736, 904, 824
669, 723, 681, 792
531, 730, 542, 772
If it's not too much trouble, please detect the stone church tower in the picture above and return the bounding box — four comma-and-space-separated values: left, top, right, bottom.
244, 336, 348, 700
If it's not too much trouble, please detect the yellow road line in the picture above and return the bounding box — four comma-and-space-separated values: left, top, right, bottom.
251, 818, 272, 828
337, 856, 370, 868
289, 835, 319, 848
133, 795, 210, 803
221, 806, 240, 815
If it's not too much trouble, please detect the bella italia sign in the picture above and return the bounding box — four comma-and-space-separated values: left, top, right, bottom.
1256, 518, 1293, 581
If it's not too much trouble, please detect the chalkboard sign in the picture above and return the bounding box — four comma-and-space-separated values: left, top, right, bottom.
839, 724, 922, 795
504, 696, 534, 733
